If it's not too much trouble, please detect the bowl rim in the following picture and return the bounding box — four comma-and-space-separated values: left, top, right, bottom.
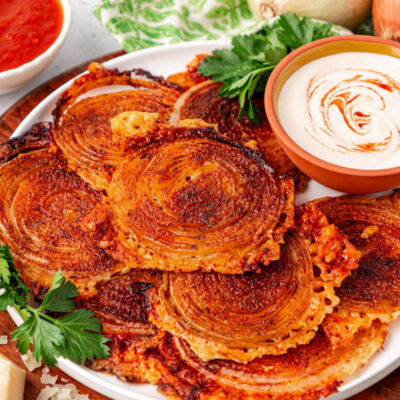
265, 34, 400, 177
0, 0, 71, 79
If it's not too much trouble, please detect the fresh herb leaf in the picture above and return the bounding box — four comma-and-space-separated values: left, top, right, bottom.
13, 313, 64, 366
0, 258, 11, 284
0, 288, 16, 309
275, 13, 314, 50
0, 245, 109, 366
198, 12, 335, 124
39, 271, 77, 313
0, 246, 13, 284
56, 309, 109, 364
0, 246, 29, 311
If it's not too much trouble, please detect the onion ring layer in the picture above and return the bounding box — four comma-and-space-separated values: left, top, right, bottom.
148, 203, 359, 362
53, 63, 182, 190
95, 121, 295, 274
170, 80, 308, 190
0, 140, 120, 298
314, 194, 400, 347
81, 270, 163, 383
150, 321, 387, 400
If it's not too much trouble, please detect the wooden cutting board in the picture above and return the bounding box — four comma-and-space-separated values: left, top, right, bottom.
0, 51, 399, 400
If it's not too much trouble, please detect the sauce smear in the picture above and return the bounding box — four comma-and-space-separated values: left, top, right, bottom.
0, 0, 63, 72
278, 52, 400, 170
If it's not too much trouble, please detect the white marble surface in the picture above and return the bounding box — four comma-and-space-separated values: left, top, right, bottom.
0, 0, 121, 116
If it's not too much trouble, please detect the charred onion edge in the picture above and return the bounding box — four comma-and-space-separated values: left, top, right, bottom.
52, 63, 183, 124
0, 122, 53, 166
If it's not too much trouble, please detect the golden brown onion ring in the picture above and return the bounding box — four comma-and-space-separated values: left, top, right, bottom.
150, 321, 387, 400
148, 203, 360, 362
314, 195, 400, 348
90, 121, 295, 274
167, 54, 209, 90
0, 123, 52, 165
170, 80, 308, 191
0, 141, 121, 298
53, 63, 182, 190
81, 270, 164, 383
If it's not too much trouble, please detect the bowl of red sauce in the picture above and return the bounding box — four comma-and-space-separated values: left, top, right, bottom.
0, 0, 71, 94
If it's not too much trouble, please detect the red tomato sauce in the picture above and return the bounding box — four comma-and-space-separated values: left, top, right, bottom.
0, 0, 63, 72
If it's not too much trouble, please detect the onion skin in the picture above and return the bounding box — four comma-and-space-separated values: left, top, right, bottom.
373, 0, 400, 41
248, 0, 372, 30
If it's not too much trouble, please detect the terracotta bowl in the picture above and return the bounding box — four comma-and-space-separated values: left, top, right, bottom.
265, 35, 400, 194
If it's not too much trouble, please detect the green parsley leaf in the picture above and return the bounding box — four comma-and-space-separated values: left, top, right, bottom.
0, 245, 29, 311
275, 13, 314, 50
0, 245, 109, 367
0, 258, 11, 285
56, 310, 109, 364
231, 34, 269, 61
198, 12, 335, 124
0, 288, 16, 310
0, 246, 14, 285
13, 313, 64, 366
39, 271, 77, 313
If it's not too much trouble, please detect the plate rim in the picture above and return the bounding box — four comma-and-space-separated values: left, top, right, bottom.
6, 39, 400, 400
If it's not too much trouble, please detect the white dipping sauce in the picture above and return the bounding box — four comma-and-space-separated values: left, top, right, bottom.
278, 52, 400, 169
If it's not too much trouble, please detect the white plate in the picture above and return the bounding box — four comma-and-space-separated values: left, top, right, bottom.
7, 40, 400, 400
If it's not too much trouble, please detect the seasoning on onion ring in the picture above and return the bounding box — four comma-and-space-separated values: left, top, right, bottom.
81, 270, 164, 383
314, 194, 400, 348
170, 80, 308, 191
52, 63, 183, 190
149, 321, 387, 400
0, 125, 121, 299
84, 112, 295, 274
148, 203, 359, 362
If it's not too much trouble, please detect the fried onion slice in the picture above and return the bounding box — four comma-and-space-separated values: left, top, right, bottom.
81, 270, 164, 383
52, 63, 182, 190
0, 130, 121, 298
167, 54, 208, 90
314, 195, 400, 347
170, 80, 308, 190
148, 203, 359, 362
87, 117, 295, 274
150, 321, 387, 400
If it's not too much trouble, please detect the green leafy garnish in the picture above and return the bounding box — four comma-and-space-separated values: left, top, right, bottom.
0, 247, 109, 366
198, 13, 336, 124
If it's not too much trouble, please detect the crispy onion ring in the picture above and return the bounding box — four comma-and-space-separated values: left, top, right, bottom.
167, 54, 208, 90
0, 123, 52, 165
53, 63, 182, 190
0, 140, 120, 298
314, 195, 400, 347
148, 203, 359, 362
150, 322, 387, 400
94, 123, 295, 274
81, 270, 164, 383
170, 80, 308, 191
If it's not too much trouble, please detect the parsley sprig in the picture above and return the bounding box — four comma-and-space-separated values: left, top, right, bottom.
0, 245, 109, 366
198, 13, 336, 124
